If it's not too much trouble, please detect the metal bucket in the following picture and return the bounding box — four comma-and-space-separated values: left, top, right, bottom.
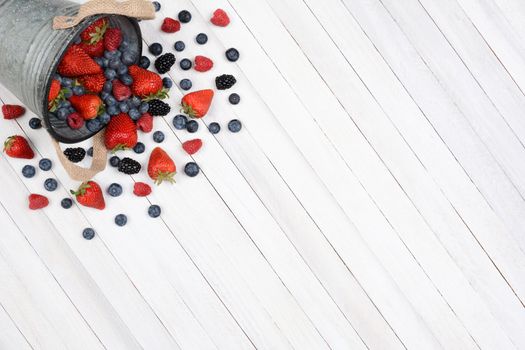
0, 0, 142, 143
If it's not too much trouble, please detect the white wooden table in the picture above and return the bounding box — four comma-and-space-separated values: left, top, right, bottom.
1, 0, 525, 348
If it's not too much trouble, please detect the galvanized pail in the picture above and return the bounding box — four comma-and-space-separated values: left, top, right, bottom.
0, 0, 147, 144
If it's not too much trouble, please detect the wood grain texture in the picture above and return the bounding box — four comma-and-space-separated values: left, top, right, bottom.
0, 0, 525, 348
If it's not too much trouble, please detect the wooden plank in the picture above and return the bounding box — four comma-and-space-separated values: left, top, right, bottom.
273, 0, 525, 347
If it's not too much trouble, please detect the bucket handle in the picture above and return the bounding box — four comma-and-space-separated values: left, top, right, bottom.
51, 131, 107, 182
53, 0, 155, 29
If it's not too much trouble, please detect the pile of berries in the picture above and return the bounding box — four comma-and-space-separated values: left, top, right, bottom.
2, 3, 246, 240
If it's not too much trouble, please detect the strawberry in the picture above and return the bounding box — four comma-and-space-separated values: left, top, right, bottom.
128, 65, 164, 99
194, 56, 213, 72
148, 147, 176, 184
104, 28, 122, 51
161, 18, 181, 33
211, 9, 230, 27
3, 135, 34, 159
71, 181, 105, 210
112, 79, 132, 101
78, 73, 105, 93
48, 79, 61, 102
28, 194, 49, 210
136, 113, 153, 133
69, 94, 104, 120
79, 40, 104, 57
133, 182, 152, 197
2, 104, 25, 119
80, 18, 108, 44
104, 113, 137, 151
181, 89, 214, 118
58, 45, 102, 77
67, 112, 84, 129
182, 139, 203, 155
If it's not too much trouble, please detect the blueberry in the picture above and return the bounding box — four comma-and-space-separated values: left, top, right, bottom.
115, 214, 128, 226
178, 10, 192, 23
63, 88, 73, 98
86, 118, 102, 132
73, 85, 85, 95
60, 100, 72, 108
107, 183, 123, 197
103, 81, 113, 93
229, 93, 241, 105
196, 33, 208, 45
39, 158, 52, 171
107, 104, 119, 115
106, 96, 118, 107
179, 58, 192, 70
104, 50, 115, 59
119, 101, 130, 113
82, 228, 95, 240
61, 198, 73, 209
179, 79, 192, 90
101, 58, 109, 68
186, 120, 199, 133
153, 131, 165, 143
109, 57, 121, 69
104, 68, 117, 80
226, 48, 240, 62
149, 43, 163, 56
94, 57, 104, 67
119, 40, 130, 51
98, 112, 111, 124
87, 147, 93, 157
173, 114, 187, 130
120, 73, 133, 86
152, 1, 161, 12
174, 41, 185, 52
129, 108, 141, 120
184, 162, 200, 177
130, 96, 142, 107
139, 56, 151, 69
148, 205, 161, 218
101, 91, 110, 101
62, 78, 73, 87
133, 142, 145, 154
44, 178, 58, 191
56, 106, 69, 118
73, 36, 81, 44
122, 51, 137, 65
138, 102, 149, 114
29, 118, 42, 129
208, 122, 221, 134
162, 77, 173, 89
22, 165, 36, 178
117, 65, 129, 76
114, 50, 123, 58
53, 73, 62, 82
228, 119, 242, 133
109, 156, 120, 167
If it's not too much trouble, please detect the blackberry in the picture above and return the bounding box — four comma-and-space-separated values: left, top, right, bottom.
215, 74, 237, 90
118, 157, 141, 175
155, 53, 176, 74
64, 147, 86, 163
148, 99, 171, 116
178, 10, 192, 23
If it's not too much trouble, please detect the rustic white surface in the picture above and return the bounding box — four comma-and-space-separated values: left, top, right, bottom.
1, 0, 525, 348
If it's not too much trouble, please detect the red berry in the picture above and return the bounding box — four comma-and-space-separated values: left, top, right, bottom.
67, 112, 84, 129
104, 28, 122, 51
112, 79, 132, 102
161, 18, 181, 33
182, 139, 203, 155
211, 9, 230, 27
137, 113, 153, 133
29, 194, 49, 210
194, 56, 213, 72
2, 104, 25, 119
133, 182, 152, 197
